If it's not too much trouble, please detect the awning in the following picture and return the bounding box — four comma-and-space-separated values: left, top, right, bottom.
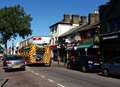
77, 38, 94, 49
0, 46, 4, 52
78, 44, 93, 48
49, 45, 57, 49
23, 47, 30, 52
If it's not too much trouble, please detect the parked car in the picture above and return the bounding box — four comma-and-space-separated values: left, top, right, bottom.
67, 55, 101, 72
101, 56, 120, 76
3, 55, 26, 72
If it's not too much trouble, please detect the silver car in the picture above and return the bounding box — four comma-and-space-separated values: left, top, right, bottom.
3, 55, 26, 72
102, 56, 120, 76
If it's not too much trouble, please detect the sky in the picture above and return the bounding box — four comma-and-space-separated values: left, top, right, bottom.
0, 0, 109, 48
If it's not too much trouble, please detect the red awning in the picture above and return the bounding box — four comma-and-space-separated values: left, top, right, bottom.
49, 45, 57, 49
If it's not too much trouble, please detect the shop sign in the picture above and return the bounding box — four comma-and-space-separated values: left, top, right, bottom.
103, 35, 118, 40
32, 37, 42, 40
94, 36, 100, 43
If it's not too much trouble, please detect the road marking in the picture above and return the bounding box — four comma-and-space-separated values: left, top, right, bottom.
31, 70, 34, 73
27, 69, 31, 71
57, 83, 65, 87
48, 79, 55, 83
26, 67, 31, 70
40, 75, 45, 79
34, 72, 39, 76
26, 68, 65, 87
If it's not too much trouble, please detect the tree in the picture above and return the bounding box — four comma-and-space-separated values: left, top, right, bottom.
0, 5, 32, 50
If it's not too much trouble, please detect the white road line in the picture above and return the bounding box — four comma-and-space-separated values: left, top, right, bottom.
27, 69, 65, 87
27, 69, 30, 71
34, 72, 39, 76
57, 83, 65, 87
26, 67, 31, 71
48, 79, 55, 83
40, 75, 45, 79
31, 70, 34, 73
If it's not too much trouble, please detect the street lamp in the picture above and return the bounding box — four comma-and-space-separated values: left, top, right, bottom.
12, 40, 14, 55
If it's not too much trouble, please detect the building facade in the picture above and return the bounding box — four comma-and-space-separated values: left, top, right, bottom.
99, 0, 120, 62
49, 14, 83, 47
58, 11, 100, 62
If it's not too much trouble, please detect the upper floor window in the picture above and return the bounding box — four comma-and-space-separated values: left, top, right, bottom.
109, 19, 120, 32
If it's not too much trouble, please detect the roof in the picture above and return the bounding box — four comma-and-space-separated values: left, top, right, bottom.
78, 23, 99, 32
49, 21, 72, 28
59, 23, 99, 37
100, 31, 120, 37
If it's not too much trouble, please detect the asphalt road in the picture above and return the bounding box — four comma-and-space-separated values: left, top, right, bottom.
0, 61, 57, 87
0, 61, 120, 87
27, 62, 120, 87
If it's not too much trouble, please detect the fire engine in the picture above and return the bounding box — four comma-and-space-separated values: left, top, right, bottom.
19, 36, 52, 66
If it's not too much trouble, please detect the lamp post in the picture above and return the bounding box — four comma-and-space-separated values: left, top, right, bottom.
12, 40, 14, 55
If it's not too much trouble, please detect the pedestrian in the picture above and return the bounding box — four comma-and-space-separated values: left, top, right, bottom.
50, 50, 54, 64
57, 55, 60, 64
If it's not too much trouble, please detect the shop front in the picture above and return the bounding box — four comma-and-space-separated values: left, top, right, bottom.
100, 32, 120, 63
49, 45, 58, 61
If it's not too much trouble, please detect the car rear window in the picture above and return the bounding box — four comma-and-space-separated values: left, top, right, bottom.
5, 56, 24, 60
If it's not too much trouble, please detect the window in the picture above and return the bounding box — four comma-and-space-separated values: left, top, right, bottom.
113, 57, 120, 63
6, 56, 24, 60
115, 58, 120, 63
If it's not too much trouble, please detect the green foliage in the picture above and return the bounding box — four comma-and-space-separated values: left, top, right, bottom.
0, 5, 32, 47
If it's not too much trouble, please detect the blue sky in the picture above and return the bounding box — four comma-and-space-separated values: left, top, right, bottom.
0, 0, 109, 47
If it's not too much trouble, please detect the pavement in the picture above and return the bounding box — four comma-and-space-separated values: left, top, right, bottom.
0, 61, 6, 87
0, 60, 3, 67
51, 60, 67, 67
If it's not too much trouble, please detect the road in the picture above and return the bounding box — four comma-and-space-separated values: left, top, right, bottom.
0, 61, 120, 87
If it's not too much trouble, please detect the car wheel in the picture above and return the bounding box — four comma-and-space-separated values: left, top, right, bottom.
102, 69, 109, 76
4, 69, 9, 72
81, 66, 87, 72
21, 67, 26, 71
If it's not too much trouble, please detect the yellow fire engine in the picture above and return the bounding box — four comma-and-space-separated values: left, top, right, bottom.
22, 44, 52, 66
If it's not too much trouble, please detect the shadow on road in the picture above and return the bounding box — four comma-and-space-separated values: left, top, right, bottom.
98, 73, 120, 79
4, 68, 26, 73
27, 64, 45, 67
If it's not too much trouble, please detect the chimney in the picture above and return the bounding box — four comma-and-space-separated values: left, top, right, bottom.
80, 16, 88, 25
71, 15, 80, 24
63, 14, 71, 23
88, 11, 99, 24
